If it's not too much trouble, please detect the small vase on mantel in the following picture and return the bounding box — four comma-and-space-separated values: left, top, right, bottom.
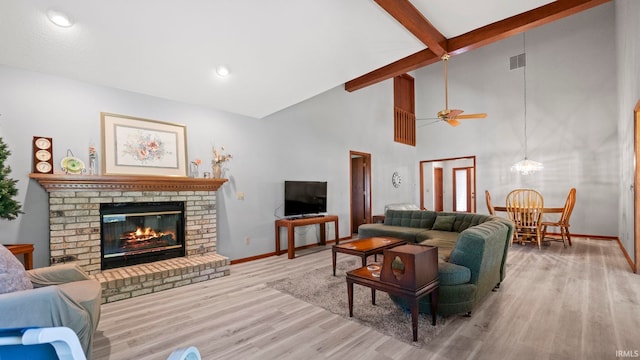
212, 163, 223, 179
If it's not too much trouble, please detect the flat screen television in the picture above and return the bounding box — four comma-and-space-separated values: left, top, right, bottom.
284, 181, 327, 217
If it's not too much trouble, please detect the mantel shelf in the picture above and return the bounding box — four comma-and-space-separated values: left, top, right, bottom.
29, 173, 228, 192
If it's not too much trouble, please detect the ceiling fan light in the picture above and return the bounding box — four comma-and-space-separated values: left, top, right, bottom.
510, 158, 544, 175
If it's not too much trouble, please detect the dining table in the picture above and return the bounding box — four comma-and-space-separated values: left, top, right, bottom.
494, 206, 563, 214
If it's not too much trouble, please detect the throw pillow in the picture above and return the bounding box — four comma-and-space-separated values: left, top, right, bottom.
432, 215, 456, 231
0, 245, 33, 294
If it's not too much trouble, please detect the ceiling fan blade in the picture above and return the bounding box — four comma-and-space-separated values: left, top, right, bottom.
456, 113, 487, 119
447, 119, 461, 127
417, 120, 441, 128
448, 109, 463, 118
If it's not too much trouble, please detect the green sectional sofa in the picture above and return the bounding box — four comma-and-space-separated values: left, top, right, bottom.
358, 209, 514, 316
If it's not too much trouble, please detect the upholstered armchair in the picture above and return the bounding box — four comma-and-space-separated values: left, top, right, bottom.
0, 245, 101, 358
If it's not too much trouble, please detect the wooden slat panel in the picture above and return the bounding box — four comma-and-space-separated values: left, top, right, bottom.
394, 107, 416, 146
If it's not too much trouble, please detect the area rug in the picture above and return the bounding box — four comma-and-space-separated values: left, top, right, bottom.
266, 258, 449, 348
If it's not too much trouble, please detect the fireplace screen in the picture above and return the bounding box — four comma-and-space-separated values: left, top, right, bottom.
100, 202, 185, 270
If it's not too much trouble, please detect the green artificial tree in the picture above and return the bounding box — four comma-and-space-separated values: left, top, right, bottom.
0, 137, 22, 220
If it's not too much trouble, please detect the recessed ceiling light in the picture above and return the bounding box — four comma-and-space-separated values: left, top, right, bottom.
215, 65, 231, 77
47, 10, 73, 28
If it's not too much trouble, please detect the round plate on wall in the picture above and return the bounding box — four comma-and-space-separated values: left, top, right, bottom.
392, 171, 401, 188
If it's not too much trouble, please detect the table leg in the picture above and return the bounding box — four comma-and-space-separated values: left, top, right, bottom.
334, 219, 339, 245
332, 248, 337, 276
24, 251, 33, 270
361, 255, 367, 268
348, 280, 354, 317
430, 288, 439, 326
411, 299, 419, 342
371, 288, 376, 305
319, 222, 326, 245
287, 224, 295, 259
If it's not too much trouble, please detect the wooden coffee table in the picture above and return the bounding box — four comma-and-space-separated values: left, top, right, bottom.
346, 266, 439, 342
332, 237, 405, 276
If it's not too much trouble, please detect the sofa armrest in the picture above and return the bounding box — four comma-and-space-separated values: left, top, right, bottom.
27, 263, 91, 287
438, 262, 471, 286
0, 286, 93, 356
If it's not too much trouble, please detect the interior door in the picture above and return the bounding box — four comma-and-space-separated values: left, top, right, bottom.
434, 167, 443, 211
350, 151, 371, 235
453, 167, 472, 212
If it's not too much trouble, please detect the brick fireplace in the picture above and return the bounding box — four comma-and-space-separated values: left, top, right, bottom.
30, 174, 230, 303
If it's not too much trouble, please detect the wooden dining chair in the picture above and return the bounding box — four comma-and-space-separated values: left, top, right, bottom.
505, 189, 544, 249
541, 188, 576, 248
485, 190, 496, 215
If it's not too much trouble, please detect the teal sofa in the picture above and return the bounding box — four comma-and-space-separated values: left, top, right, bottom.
358, 210, 514, 316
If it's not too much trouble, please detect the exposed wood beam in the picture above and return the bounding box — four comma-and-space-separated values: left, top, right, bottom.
345, 49, 439, 92
345, 0, 612, 92
447, 0, 612, 55
374, 0, 447, 57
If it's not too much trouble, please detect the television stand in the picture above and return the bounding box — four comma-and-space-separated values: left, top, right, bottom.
275, 215, 339, 259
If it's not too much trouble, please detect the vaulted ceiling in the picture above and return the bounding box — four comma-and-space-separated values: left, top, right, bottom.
0, 0, 611, 119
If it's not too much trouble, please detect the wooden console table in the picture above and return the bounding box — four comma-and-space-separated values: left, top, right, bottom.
275, 215, 339, 259
5, 244, 34, 270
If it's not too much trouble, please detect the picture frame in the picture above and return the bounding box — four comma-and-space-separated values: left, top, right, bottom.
101, 112, 188, 176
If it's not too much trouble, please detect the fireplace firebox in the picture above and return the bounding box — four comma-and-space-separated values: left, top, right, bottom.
100, 201, 185, 270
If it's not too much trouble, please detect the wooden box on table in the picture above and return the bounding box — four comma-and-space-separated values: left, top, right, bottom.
380, 244, 438, 290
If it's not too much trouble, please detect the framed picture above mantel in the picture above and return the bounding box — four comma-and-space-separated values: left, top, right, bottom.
101, 112, 188, 176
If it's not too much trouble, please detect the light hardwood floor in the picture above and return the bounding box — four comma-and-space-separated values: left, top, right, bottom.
93, 238, 640, 360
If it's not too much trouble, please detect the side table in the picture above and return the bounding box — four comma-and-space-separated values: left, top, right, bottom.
332, 237, 404, 276
346, 266, 439, 341
4, 244, 34, 270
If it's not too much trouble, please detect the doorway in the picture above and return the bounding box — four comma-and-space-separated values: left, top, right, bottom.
420, 156, 476, 213
350, 151, 372, 235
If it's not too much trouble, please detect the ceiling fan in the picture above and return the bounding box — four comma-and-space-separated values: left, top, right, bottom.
417, 54, 487, 127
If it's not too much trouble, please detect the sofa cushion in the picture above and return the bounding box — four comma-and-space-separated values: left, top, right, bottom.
438, 262, 472, 286
384, 210, 436, 229
358, 224, 425, 243
420, 237, 458, 261
0, 245, 33, 294
432, 215, 455, 231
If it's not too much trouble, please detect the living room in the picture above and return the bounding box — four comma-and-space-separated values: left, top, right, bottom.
0, 0, 639, 358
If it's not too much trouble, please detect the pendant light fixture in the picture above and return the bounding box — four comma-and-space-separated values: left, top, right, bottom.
511, 33, 543, 175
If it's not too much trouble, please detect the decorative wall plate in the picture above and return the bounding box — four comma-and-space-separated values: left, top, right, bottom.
61, 156, 85, 174
35, 161, 52, 173
35, 137, 51, 149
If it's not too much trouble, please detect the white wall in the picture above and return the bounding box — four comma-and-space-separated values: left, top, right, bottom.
0, 65, 417, 266
415, 3, 618, 237
616, 0, 640, 258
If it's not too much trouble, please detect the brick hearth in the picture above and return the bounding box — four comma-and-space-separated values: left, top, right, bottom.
30, 174, 231, 303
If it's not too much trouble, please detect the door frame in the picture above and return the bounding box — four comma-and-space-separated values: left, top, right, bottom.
350, 151, 372, 235
420, 155, 476, 212
634, 99, 640, 273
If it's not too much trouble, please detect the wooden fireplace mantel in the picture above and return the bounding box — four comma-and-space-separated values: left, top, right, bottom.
29, 173, 228, 192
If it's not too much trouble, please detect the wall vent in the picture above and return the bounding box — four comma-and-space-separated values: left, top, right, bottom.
510, 53, 526, 70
